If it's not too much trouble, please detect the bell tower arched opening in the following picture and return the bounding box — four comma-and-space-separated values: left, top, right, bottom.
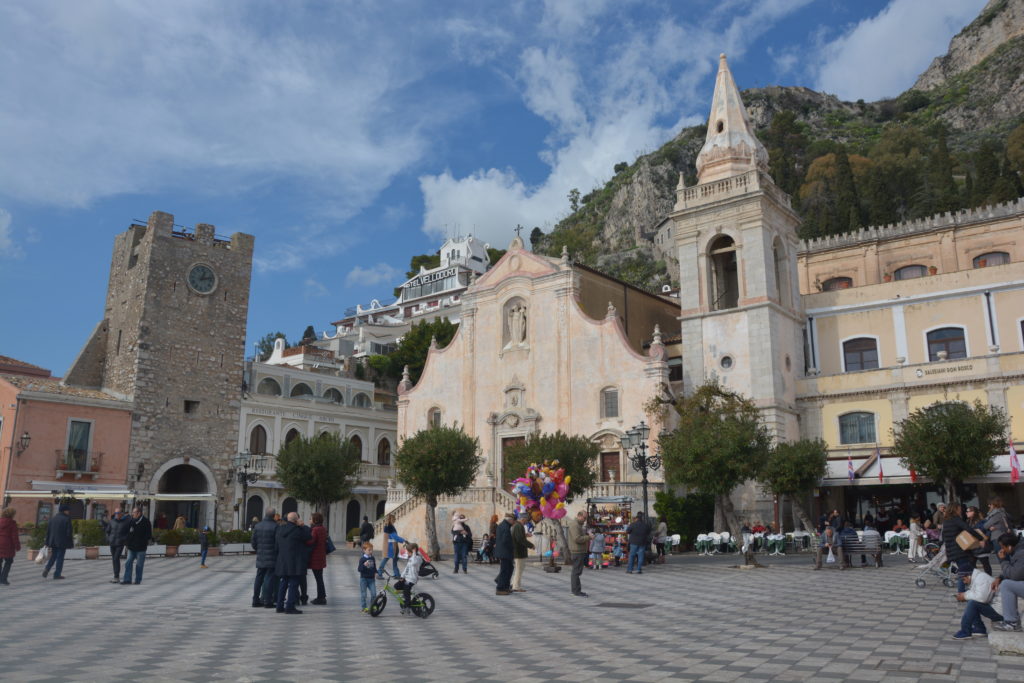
708, 235, 739, 310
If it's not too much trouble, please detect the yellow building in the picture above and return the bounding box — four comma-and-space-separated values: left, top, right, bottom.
797, 200, 1024, 521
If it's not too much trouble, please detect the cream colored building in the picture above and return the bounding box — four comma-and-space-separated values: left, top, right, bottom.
237, 338, 397, 535
390, 242, 678, 547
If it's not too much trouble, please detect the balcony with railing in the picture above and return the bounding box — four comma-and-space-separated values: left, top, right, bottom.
250, 455, 393, 486
55, 449, 103, 479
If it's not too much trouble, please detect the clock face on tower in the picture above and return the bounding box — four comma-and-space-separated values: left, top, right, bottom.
187, 263, 217, 294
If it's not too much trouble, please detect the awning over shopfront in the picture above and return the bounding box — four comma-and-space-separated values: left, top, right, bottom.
6, 486, 215, 501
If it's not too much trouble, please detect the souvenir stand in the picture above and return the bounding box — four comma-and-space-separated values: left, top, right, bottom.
585, 496, 633, 568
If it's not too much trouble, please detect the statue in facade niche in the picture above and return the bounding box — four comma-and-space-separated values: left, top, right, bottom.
508, 303, 527, 346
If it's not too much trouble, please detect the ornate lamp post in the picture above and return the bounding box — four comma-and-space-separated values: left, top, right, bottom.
230, 451, 265, 529
620, 421, 662, 520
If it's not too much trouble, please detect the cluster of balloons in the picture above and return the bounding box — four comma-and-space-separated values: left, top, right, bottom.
511, 460, 571, 520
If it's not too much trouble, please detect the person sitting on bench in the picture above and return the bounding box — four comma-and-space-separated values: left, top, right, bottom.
814, 526, 842, 570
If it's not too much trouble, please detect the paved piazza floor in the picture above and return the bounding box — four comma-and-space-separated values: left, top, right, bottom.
2, 548, 1023, 682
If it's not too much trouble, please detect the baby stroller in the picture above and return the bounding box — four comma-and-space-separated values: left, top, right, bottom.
914, 545, 956, 588
416, 548, 439, 579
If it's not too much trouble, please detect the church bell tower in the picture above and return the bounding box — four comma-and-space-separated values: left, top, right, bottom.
669, 54, 804, 441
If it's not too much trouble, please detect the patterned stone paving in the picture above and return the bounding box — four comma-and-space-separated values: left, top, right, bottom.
1, 548, 1023, 681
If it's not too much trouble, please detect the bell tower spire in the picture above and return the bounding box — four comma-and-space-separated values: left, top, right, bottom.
694, 53, 769, 184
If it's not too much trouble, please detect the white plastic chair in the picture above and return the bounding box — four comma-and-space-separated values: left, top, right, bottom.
708, 532, 722, 555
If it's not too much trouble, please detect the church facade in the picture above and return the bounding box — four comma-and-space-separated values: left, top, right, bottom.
391, 240, 678, 545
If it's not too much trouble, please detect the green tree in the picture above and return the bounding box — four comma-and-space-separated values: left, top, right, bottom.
926, 127, 959, 213
486, 247, 507, 264
891, 400, 1009, 504
659, 381, 771, 563
762, 111, 809, 199
395, 424, 482, 559
254, 331, 287, 360
568, 188, 580, 212
653, 489, 714, 551
972, 141, 1002, 207
529, 227, 545, 252
1007, 123, 1024, 175
502, 431, 599, 497
405, 252, 441, 280
367, 317, 458, 384
759, 439, 828, 532
274, 433, 362, 530
614, 161, 629, 174
300, 325, 317, 344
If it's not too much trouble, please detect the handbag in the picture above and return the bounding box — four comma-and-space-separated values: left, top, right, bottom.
956, 530, 982, 551
35, 546, 49, 564
325, 535, 336, 554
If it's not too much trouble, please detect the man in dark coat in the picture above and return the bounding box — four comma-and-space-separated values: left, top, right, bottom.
626, 511, 652, 574
359, 515, 375, 545
275, 512, 312, 614
251, 508, 279, 607
493, 512, 515, 595
105, 509, 130, 584
121, 506, 153, 585
42, 504, 74, 579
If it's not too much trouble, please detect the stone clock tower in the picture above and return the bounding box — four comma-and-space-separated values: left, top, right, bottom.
66, 210, 254, 529
669, 55, 804, 440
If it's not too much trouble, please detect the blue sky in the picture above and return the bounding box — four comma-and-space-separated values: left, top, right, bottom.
0, 0, 984, 374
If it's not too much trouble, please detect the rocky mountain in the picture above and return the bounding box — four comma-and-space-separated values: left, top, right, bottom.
537, 0, 1024, 290
914, 0, 1024, 91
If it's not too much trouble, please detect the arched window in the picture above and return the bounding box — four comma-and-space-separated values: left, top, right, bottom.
290, 382, 312, 398
323, 388, 343, 404
249, 425, 268, 455
428, 407, 442, 428
377, 438, 391, 466
973, 251, 1009, 268
353, 393, 371, 408
927, 327, 966, 361
281, 497, 298, 515
600, 388, 619, 418
822, 276, 853, 291
350, 435, 363, 460
256, 378, 281, 396
843, 338, 879, 372
894, 264, 927, 281
284, 428, 300, 445
839, 412, 876, 445
708, 235, 739, 310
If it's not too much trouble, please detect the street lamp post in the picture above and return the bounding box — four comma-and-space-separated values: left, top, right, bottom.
620, 421, 662, 520
230, 451, 265, 529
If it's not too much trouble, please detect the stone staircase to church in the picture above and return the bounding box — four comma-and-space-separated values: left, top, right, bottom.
374, 486, 517, 538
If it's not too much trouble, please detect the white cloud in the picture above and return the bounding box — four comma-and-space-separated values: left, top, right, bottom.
419, 0, 814, 247
304, 278, 329, 299
814, 0, 987, 101
345, 263, 403, 288
0, 1, 446, 217
0, 208, 20, 258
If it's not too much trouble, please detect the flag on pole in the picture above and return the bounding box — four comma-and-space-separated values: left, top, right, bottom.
1011, 438, 1020, 484
848, 455, 855, 482
876, 447, 884, 482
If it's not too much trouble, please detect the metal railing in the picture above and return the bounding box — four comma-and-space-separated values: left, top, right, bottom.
55, 449, 103, 475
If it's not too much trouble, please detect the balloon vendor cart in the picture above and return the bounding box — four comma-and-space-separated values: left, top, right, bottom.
586, 496, 633, 568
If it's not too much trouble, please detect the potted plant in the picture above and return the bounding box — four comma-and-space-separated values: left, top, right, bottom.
178, 527, 202, 556
77, 519, 107, 559
160, 528, 183, 557
883, 273, 892, 283
928, 265, 938, 275
348, 527, 361, 549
